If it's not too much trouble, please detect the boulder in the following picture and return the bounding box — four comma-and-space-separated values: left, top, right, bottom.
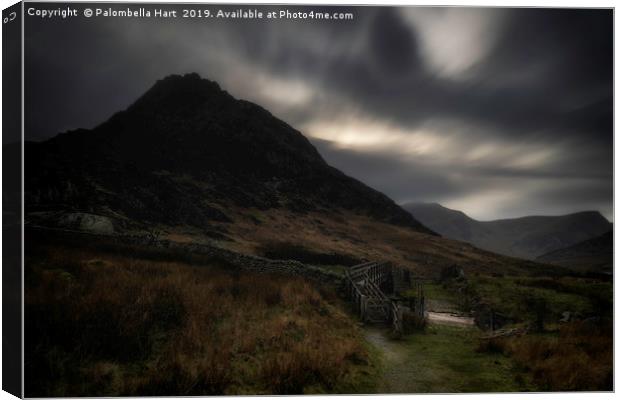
57, 213, 115, 235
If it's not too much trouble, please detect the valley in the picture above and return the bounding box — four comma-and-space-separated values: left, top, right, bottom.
22, 73, 613, 395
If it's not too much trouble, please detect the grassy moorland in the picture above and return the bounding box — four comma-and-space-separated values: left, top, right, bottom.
422, 273, 612, 322
471, 274, 612, 320
366, 324, 537, 393
367, 305, 611, 393
418, 272, 613, 392
24, 230, 613, 395
25, 235, 379, 397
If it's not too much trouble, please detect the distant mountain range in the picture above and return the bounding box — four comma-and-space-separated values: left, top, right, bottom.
403, 202, 612, 261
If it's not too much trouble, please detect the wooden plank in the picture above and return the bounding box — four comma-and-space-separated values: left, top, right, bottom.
350, 261, 376, 271
346, 261, 424, 333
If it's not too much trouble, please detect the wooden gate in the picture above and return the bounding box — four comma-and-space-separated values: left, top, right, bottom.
344, 261, 411, 334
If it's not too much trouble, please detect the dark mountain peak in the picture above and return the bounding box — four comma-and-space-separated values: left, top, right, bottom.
84, 73, 329, 175
161, 72, 212, 84
26, 74, 435, 236
126, 72, 233, 116
146, 73, 222, 98
133, 73, 282, 123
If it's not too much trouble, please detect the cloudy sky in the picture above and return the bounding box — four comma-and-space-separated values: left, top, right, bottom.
24, 5, 613, 221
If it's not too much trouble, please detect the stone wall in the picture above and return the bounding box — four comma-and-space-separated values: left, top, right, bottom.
120, 235, 343, 285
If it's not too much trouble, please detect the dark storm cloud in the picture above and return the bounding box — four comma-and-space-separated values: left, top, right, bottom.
23, 5, 613, 220
368, 9, 421, 76
311, 137, 470, 202
313, 137, 612, 221
212, 7, 612, 143
468, 9, 613, 139
318, 8, 613, 140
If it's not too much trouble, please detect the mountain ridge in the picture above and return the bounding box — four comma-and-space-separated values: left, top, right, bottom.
536, 230, 613, 273
403, 202, 611, 260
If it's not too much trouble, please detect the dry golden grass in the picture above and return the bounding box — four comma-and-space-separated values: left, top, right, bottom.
25, 241, 376, 396
477, 321, 612, 391
159, 207, 542, 278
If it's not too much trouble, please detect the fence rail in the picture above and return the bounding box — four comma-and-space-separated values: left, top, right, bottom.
344, 261, 411, 334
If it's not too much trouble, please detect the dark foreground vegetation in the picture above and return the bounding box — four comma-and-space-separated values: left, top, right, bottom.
477, 320, 612, 391
24, 230, 613, 395
25, 233, 378, 396
425, 265, 613, 391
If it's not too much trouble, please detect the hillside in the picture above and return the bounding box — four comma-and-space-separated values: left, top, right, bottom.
23, 73, 553, 278
25, 232, 380, 396
404, 203, 611, 260
536, 230, 613, 274
25, 73, 432, 235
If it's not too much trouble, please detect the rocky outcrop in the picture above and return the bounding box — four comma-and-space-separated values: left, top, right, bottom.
57, 213, 115, 235
27, 212, 116, 235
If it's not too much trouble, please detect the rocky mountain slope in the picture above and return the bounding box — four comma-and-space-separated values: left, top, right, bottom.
25, 73, 432, 236
404, 202, 611, 260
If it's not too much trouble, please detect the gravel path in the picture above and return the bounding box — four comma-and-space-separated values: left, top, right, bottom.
426, 312, 475, 327
364, 327, 418, 393
363, 312, 476, 393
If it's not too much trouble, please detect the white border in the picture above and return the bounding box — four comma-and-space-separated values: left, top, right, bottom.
0, 1, 616, 400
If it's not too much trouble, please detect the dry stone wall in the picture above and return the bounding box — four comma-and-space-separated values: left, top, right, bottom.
121, 235, 343, 284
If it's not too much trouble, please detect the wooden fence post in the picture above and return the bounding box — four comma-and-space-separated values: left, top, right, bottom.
361, 295, 367, 321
